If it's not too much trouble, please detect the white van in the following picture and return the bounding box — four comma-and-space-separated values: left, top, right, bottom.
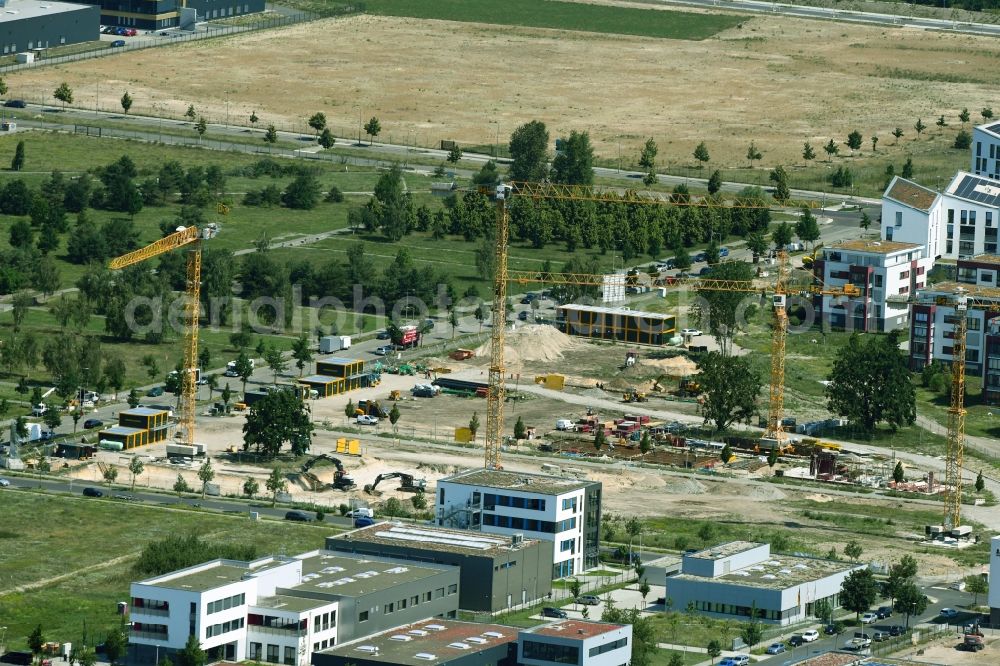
555, 419, 575, 431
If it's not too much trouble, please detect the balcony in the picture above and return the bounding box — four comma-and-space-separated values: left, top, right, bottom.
130, 630, 169, 641
131, 606, 170, 617
247, 625, 306, 638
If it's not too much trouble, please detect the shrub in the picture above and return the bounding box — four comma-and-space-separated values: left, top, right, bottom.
132, 534, 257, 576
954, 129, 972, 150
325, 185, 344, 203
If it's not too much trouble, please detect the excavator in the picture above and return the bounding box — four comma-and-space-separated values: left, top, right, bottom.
364, 472, 427, 496
300, 454, 356, 491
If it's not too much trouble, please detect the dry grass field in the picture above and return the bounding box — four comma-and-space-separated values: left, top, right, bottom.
8, 6, 1000, 169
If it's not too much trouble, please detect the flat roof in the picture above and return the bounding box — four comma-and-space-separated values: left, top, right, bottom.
978, 122, 1000, 140
676, 552, 860, 590
947, 171, 1000, 208
0, 0, 93, 22
301, 374, 338, 384
148, 558, 289, 593
320, 618, 514, 665
964, 254, 1000, 266
525, 620, 624, 639
294, 551, 449, 598
253, 594, 331, 613
330, 523, 540, 556
828, 239, 921, 255
686, 541, 762, 560
917, 281, 1000, 300
442, 469, 593, 495
557, 303, 673, 321
884, 177, 938, 212
317, 356, 357, 365
100, 426, 146, 436
120, 407, 168, 417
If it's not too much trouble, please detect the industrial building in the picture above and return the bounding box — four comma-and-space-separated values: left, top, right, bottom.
325, 522, 554, 612
74, 0, 264, 30
664, 541, 863, 626
812, 240, 930, 332
313, 619, 518, 666
556, 304, 675, 345
435, 469, 602, 579
518, 620, 632, 666
98, 407, 170, 449
128, 550, 460, 666
0, 0, 100, 55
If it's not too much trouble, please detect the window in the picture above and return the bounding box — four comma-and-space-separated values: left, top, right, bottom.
448, 584, 458, 594
283, 647, 294, 666
589, 637, 629, 657
266, 645, 279, 664
895, 211, 902, 227
435, 587, 445, 598
358, 610, 369, 622
411, 595, 419, 606
438, 488, 445, 505
424, 591, 432, 602
899, 270, 910, 280
560, 538, 575, 553
989, 212, 994, 228
948, 209, 955, 224
249, 644, 261, 660
522, 640, 580, 663
384, 602, 394, 614
399, 598, 407, 609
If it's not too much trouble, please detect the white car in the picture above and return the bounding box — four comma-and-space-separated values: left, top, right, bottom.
31, 403, 47, 416
374, 346, 393, 356
357, 415, 379, 425
0, 478, 10, 487
680, 328, 702, 337
801, 629, 819, 642
860, 612, 879, 624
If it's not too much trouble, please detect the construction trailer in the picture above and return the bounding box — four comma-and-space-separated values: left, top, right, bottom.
556, 304, 676, 345
316, 357, 369, 392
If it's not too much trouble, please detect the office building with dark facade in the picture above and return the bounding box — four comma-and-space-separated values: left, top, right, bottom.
0, 0, 99, 54
75, 0, 264, 30
325, 523, 553, 613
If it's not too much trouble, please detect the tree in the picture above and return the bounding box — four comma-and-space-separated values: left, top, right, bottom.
249, 110, 259, 126
551, 130, 594, 185
894, 581, 927, 628
640, 430, 652, 456
914, 118, 926, 138
860, 211, 872, 232
795, 208, 821, 248
265, 468, 286, 507
844, 540, 863, 562
667, 655, 683, 666
694, 261, 756, 355
802, 141, 815, 162
771, 221, 793, 250
243, 390, 313, 458
960, 107, 971, 123
389, 402, 401, 434
739, 604, 764, 648
965, 574, 988, 605
746, 141, 762, 167
43, 403, 61, 432
840, 568, 877, 621
120, 91, 133, 115
936, 114, 947, 128
127, 388, 140, 408
363, 116, 381, 145
263, 124, 278, 152
11, 139, 25, 171
291, 334, 312, 377
639, 579, 651, 601
885, 554, 918, 605
103, 624, 127, 665
345, 399, 355, 422
975, 469, 985, 492
446, 144, 462, 163
411, 492, 427, 511
307, 111, 327, 135
234, 351, 254, 395
826, 331, 915, 433
893, 461, 905, 484
318, 127, 335, 149
693, 141, 710, 166
673, 244, 691, 270
569, 578, 582, 604
594, 427, 607, 452
509, 120, 550, 182
178, 634, 206, 666
197, 458, 215, 499
103, 465, 119, 486
720, 443, 732, 463
185, 104, 196, 121
871, 135, 878, 152
697, 522, 715, 546
955, 129, 972, 150
767, 446, 778, 468
846, 130, 863, 154
514, 415, 527, 440
639, 138, 658, 169
706, 639, 722, 665
128, 456, 145, 492
707, 169, 722, 195
0, 77, 6, 96
28, 625, 45, 659
983, 107, 995, 121
449, 307, 459, 339
769, 165, 790, 202
892, 127, 904, 144
195, 116, 207, 141
746, 231, 768, 259
468, 412, 480, 440
221, 383, 232, 409
813, 598, 833, 624
474, 302, 488, 333
54, 82, 73, 109
243, 477, 259, 498
823, 138, 839, 162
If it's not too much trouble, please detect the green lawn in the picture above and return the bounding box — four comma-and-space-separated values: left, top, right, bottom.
0, 491, 328, 650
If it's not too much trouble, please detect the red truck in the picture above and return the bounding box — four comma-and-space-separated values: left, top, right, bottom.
397, 325, 421, 349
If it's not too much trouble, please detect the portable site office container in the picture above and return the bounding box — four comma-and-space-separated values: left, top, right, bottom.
315, 357, 369, 391
118, 407, 170, 442
98, 426, 151, 449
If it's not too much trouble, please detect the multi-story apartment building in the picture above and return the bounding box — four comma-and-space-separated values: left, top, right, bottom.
435, 469, 602, 579
812, 240, 930, 332
128, 550, 460, 665
972, 122, 1000, 179
882, 176, 942, 257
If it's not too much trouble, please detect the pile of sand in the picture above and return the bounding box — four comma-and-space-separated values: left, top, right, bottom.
641, 356, 698, 376
661, 478, 707, 495
473, 324, 581, 368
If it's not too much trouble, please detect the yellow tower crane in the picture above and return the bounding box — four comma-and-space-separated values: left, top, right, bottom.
109, 225, 212, 446
483, 182, 859, 469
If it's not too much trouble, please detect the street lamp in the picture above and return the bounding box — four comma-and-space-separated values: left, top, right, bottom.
489, 120, 500, 158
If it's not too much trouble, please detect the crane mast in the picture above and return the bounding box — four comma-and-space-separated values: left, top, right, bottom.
943, 296, 967, 530
484, 187, 511, 470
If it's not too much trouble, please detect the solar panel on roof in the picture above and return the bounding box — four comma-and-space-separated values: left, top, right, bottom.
986, 122, 1000, 134
951, 174, 1000, 208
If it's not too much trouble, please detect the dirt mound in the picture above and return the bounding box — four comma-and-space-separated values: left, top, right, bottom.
473, 324, 580, 368
641, 356, 698, 376
661, 477, 707, 494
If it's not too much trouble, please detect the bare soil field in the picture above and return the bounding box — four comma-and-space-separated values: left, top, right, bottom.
10, 10, 1000, 167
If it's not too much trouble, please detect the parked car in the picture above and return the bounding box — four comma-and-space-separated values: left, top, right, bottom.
824, 624, 839, 635
765, 643, 786, 655
374, 345, 393, 356
0, 478, 10, 487
146, 386, 164, 396
801, 629, 819, 642
347, 508, 373, 519
357, 415, 379, 426
699, 266, 713, 276
888, 625, 905, 637
719, 657, 749, 666
31, 403, 47, 416
284, 510, 311, 522
576, 595, 600, 606
376, 330, 392, 340
860, 612, 879, 624
82, 487, 103, 497
719, 247, 730, 257
354, 516, 375, 528
4, 99, 26, 108
876, 606, 893, 619
111, 40, 126, 47
541, 607, 568, 619
788, 634, 804, 647
83, 418, 104, 430
940, 608, 959, 618
125, 28, 137, 36
680, 328, 702, 337
517, 311, 529, 321
693, 252, 706, 262
872, 630, 889, 642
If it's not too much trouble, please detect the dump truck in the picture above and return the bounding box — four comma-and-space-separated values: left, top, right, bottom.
356, 399, 390, 418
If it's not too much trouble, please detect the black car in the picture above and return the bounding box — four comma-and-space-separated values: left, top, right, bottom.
824, 624, 838, 635
876, 606, 892, 619
788, 635, 804, 647
518, 311, 529, 321
888, 625, 905, 637
541, 607, 568, 619
82, 487, 103, 497
83, 418, 104, 430
4, 99, 26, 108
284, 510, 311, 522
376, 330, 392, 340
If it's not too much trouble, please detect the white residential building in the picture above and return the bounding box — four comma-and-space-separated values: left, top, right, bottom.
128, 550, 460, 665
989, 535, 1000, 626
813, 239, 930, 332
519, 620, 632, 666
972, 123, 1000, 179
882, 176, 942, 257
435, 469, 602, 579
